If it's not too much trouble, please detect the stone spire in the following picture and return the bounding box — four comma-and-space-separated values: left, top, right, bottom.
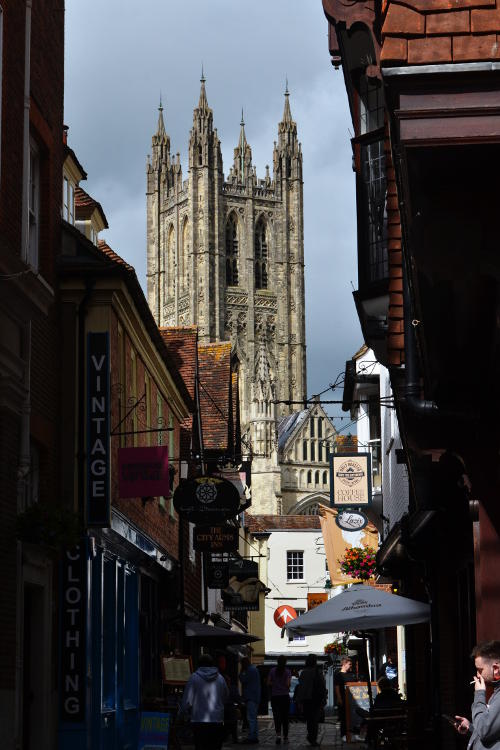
233, 108, 253, 183
197, 66, 209, 115
274, 81, 301, 181
151, 98, 170, 168
282, 78, 292, 124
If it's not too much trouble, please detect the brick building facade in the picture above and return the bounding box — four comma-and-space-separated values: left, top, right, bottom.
321, 0, 500, 744
0, 2, 64, 748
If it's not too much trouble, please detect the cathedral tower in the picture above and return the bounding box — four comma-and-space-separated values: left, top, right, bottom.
146, 79, 307, 513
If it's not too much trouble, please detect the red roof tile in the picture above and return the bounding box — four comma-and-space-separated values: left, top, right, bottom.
75, 186, 108, 228
159, 327, 198, 401
198, 342, 232, 452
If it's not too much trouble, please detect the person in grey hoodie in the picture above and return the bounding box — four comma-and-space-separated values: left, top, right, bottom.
182, 653, 229, 750
455, 641, 500, 749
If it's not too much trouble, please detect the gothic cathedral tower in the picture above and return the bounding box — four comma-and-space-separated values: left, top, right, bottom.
146, 77, 307, 513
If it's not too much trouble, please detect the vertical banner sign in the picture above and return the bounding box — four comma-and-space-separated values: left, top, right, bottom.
87, 332, 110, 526
60, 544, 87, 723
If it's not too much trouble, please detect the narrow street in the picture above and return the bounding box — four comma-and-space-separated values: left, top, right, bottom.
220, 717, 364, 750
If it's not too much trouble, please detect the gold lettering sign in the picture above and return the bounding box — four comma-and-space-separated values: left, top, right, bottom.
331, 453, 371, 507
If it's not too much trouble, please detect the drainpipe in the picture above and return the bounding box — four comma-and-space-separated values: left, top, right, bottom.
77, 279, 95, 527
403, 261, 438, 415
20, 0, 32, 263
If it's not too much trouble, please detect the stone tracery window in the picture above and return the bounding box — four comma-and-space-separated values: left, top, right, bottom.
180, 218, 189, 291
225, 213, 239, 286
167, 225, 175, 297
254, 217, 268, 289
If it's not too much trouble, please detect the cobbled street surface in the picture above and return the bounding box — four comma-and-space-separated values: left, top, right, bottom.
221, 716, 365, 750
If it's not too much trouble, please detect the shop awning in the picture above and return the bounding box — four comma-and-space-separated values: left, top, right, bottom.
185, 621, 260, 644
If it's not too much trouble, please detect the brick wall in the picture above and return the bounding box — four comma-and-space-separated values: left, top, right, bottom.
381, 0, 500, 65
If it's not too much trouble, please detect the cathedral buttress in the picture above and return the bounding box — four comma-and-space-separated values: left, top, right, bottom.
188, 73, 223, 343
273, 84, 306, 414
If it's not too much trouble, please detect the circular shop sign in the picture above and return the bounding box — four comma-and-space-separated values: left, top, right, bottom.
335, 509, 368, 532
273, 605, 298, 628
173, 475, 241, 523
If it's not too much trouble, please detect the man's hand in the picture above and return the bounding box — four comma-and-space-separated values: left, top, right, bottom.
454, 716, 470, 735
473, 674, 486, 691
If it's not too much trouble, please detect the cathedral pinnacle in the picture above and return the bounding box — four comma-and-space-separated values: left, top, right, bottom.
282, 79, 292, 124
198, 66, 209, 113
157, 96, 166, 137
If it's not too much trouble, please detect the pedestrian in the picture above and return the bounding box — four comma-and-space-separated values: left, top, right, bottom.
455, 640, 500, 749
296, 654, 327, 747
379, 651, 398, 687
181, 653, 229, 750
334, 656, 353, 742
239, 657, 261, 744
267, 655, 292, 744
223, 673, 242, 744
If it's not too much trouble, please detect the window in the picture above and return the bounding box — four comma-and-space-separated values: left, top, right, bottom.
302, 440, 307, 461
225, 214, 239, 285
307, 470, 312, 485
310, 442, 315, 462
318, 417, 323, 438
318, 442, 323, 462
28, 139, 40, 270
292, 609, 306, 641
287, 551, 304, 580
310, 418, 315, 438
254, 218, 268, 289
62, 176, 75, 224
167, 226, 175, 297
181, 219, 189, 291
323, 470, 328, 485
315, 470, 319, 486
198, 143, 203, 166
361, 137, 388, 284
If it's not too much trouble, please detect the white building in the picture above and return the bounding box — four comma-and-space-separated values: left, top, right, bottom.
245, 515, 337, 659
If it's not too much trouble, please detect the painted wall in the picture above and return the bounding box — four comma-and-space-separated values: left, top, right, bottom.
264, 529, 338, 656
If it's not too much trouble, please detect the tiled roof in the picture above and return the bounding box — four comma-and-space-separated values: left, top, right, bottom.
75, 186, 108, 228
245, 514, 322, 532
97, 239, 134, 273
159, 327, 198, 401
198, 342, 232, 452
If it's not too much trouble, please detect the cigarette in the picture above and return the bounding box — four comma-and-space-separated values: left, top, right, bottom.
470, 680, 476, 684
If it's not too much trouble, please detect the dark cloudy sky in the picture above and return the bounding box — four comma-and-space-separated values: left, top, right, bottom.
64, 0, 362, 426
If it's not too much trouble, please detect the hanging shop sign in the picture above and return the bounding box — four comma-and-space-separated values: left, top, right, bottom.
60, 543, 87, 723
274, 605, 298, 628
87, 332, 111, 527
330, 452, 372, 508
335, 509, 369, 532
193, 525, 239, 553
207, 561, 230, 589
118, 445, 169, 499
222, 559, 266, 611
307, 592, 328, 611
173, 475, 240, 523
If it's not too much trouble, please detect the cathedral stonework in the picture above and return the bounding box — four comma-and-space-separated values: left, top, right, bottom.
146, 77, 307, 513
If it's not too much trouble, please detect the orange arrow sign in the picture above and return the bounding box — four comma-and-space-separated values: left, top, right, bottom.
274, 605, 298, 627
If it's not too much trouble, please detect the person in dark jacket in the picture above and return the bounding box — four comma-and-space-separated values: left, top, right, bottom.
182, 654, 229, 750
239, 657, 261, 744
268, 655, 292, 744
296, 654, 327, 747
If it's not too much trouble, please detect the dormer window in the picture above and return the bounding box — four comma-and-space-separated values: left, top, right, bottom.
63, 175, 75, 224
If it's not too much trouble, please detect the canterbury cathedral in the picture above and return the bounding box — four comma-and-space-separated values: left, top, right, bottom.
146, 75, 308, 513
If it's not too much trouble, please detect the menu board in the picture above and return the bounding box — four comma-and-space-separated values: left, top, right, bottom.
161, 655, 192, 685
345, 681, 378, 739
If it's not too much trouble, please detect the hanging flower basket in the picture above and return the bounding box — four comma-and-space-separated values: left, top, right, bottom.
324, 641, 348, 655
338, 546, 377, 581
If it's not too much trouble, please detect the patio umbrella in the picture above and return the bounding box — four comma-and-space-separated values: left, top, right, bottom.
284, 584, 430, 711
284, 584, 430, 636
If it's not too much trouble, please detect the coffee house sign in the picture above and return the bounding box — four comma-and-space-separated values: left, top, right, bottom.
330, 452, 372, 508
